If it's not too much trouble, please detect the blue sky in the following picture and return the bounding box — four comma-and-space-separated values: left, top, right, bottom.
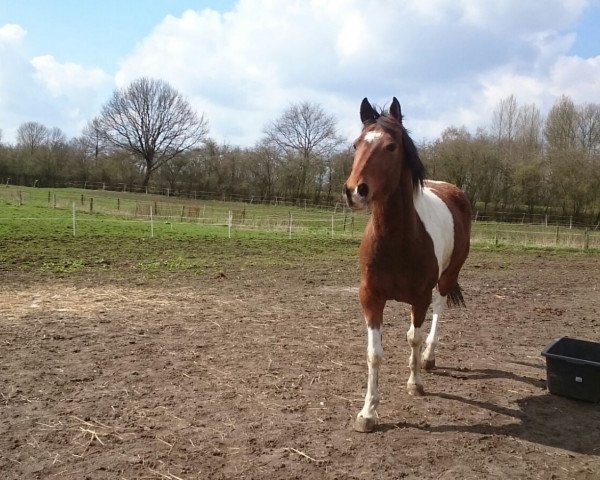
571, 1, 600, 56
1, 0, 600, 146
0, 1, 236, 71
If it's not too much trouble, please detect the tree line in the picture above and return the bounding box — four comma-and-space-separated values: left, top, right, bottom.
0, 78, 598, 224
421, 94, 599, 223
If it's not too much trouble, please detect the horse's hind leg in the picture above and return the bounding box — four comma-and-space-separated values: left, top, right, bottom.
406, 302, 429, 396
422, 289, 446, 371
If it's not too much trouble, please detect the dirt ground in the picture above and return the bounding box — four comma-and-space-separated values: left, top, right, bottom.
1, 251, 600, 479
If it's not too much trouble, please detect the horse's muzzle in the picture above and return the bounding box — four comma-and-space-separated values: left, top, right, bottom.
344, 182, 369, 209
344, 184, 353, 207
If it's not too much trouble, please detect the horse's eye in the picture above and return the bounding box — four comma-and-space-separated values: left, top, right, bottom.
352, 143, 357, 150
385, 143, 396, 152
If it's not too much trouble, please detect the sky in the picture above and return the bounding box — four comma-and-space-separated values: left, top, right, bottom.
1, 0, 600, 147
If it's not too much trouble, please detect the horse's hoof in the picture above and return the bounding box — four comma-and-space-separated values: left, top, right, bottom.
407, 383, 425, 396
423, 359, 436, 371
354, 414, 377, 433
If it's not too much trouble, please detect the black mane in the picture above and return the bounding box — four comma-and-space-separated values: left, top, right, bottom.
363, 109, 426, 191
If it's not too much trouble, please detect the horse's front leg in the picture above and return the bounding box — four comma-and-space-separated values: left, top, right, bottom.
354, 294, 385, 433
407, 302, 429, 395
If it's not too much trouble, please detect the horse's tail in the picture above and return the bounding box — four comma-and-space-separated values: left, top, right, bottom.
447, 283, 466, 308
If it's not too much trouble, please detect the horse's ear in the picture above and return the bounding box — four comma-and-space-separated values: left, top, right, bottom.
390, 97, 402, 122
360, 97, 377, 124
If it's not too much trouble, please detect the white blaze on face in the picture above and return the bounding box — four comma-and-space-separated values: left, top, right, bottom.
364, 131, 383, 143
413, 184, 455, 277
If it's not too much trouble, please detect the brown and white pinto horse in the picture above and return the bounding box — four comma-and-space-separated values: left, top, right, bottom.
344, 97, 471, 433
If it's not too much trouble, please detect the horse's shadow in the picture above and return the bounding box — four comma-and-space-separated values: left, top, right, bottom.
431, 365, 546, 389
377, 365, 600, 456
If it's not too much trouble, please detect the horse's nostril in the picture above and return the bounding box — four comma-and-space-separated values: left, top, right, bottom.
357, 183, 369, 198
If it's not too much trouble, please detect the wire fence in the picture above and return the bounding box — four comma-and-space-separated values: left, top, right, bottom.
1, 185, 599, 249
0, 185, 368, 239
2, 178, 350, 212
4, 178, 599, 228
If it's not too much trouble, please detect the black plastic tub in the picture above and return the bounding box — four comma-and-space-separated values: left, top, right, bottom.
542, 337, 600, 402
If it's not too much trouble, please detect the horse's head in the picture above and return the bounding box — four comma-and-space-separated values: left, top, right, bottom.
344, 97, 425, 209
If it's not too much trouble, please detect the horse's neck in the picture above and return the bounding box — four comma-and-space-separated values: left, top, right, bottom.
369, 179, 419, 245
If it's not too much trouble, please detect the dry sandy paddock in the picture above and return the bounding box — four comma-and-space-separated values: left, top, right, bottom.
1, 251, 600, 479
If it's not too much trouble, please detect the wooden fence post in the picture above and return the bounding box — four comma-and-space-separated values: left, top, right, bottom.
72, 202, 76, 237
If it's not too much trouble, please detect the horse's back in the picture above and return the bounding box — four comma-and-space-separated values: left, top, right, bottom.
424, 180, 471, 235
417, 180, 471, 287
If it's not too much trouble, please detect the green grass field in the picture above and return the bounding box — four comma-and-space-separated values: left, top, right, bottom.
0, 185, 598, 275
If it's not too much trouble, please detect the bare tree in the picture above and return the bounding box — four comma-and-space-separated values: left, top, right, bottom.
515, 103, 543, 152
544, 95, 577, 152
325, 147, 354, 202
96, 77, 209, 186
47, 127, 67, 149
264, 102, 344, 199
16, 121, 49, 155
491, 94, 519, 144
80, 118, 107, 163
576, 103, 600, 155
544, 96, 590, 217
247, 140, 279, 199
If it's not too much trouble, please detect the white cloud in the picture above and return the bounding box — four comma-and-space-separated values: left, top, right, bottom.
0, 24, 26, 46
112, 0, 599, 146
28, 55, 114, 137
2, 2, 599, 145
0, 24, 113, 142
31, 55, 112, 98
474, 52, 600, 136
457, 0, 587, 32
550, 54, 600, 100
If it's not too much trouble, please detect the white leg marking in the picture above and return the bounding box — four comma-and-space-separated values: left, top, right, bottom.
356, 326, 383, 429
406, 324, 425, 394
423, 290, 446, 368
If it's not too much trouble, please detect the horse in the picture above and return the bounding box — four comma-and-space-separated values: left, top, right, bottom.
344, 97, 472, 433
